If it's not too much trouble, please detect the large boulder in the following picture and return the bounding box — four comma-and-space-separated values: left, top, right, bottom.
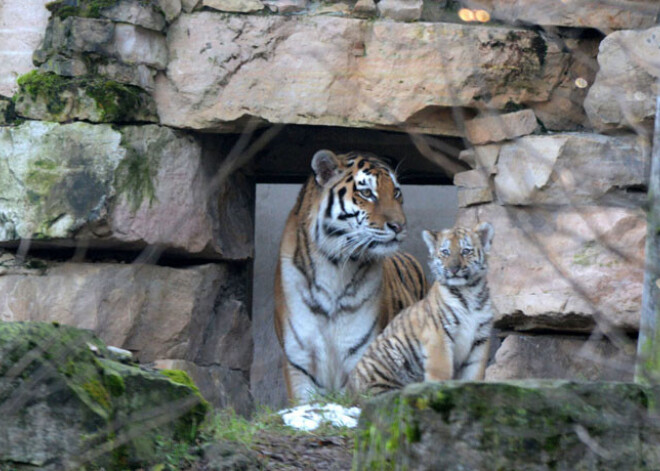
0, 253, 252, 374
33, 15, 167, 90
356, 381, 660, 470
585, 26, 660, 133
456, 204, 645, 332
0, 321, 208, 470
154, 13, 568, 133
459, 0, 660, 32
0, 121, 253, 259
485, 333, 636, 382
492, 133, 649, 206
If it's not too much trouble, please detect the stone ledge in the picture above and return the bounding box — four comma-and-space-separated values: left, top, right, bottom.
155, 13, 568, 133
0, 121, 253, 259
356, 381, 660, 470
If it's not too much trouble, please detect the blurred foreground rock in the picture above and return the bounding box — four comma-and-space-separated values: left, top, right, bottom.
0, 321, 208, 470
356, 381, 660, 470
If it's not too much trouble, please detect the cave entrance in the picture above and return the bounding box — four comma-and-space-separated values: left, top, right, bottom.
247, 124, 465, 408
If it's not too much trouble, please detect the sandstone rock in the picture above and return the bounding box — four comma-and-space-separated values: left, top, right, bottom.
181, 0, 200, 12
46, 0, 167, 31
460, 0, 660, 32
532, 37, 599, 132
356, 381, 660, 470
38, 54, 158, 90
584, 26, 660, 133
0, 321, 208, 470
154, 360, 253, 415
157, 0, 183, 22
265, 0, 309, 13
377, 0, 423, 21
453, 168, 492, 188
493, 133, 649, 206
465, 109, 539, 145
14, 71, 158, 123
155, 13, 567, 133
0, 97, 15, 125
0, 121, 253, 259
459, 144, 501, 169
201, 0, 265, 12
456, 204, 645, 332
0, 256, 252, 372
352, 0, 377, 18
34, 17, 167, 73
457, 187, 493, 207
0, 0, 50, 97
485, 333, 636, 382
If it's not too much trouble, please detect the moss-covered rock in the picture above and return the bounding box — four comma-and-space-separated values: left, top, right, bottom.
355, 381, 660, 470
0, 321, 208, 470
14, 71, 158, 124
0, 96, 17, 125
46, 0, 166, 32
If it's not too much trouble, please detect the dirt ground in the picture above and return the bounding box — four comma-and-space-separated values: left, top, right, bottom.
193, 430, 354, 471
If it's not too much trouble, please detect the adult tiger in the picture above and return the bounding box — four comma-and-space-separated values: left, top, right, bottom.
274, 149, 427, 403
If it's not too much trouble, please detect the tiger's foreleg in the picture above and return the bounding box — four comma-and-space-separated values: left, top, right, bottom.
284, 358, 321, 404
423, 333, 453, 382
456, 337, 491, 381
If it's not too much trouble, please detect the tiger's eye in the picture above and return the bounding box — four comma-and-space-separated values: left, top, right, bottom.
440, 249, 451, 256
360, 189, 374, 199
461, 248, 473, 256
394, 188, 402, 200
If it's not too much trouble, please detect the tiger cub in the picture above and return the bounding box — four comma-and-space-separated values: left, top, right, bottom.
275, 150, 427, 404
349, 222, 494, 395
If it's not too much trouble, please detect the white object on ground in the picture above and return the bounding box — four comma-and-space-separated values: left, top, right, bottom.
278, 403, 361, 431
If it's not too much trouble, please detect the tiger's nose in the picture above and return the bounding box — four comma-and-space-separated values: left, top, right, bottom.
450, 265, 461, 275
386, 222, 405, 234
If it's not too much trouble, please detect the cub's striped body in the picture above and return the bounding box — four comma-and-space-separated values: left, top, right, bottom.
349, 223, 494, 395
274, 150, 427, 403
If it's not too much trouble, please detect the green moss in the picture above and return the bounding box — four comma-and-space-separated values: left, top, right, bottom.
103, 371, 125, 397
47, 0, 121, 19
16, 71, 153, 123
84, 79, 148, 122
17, 70, 69, 115
160, 369, 198, 391
114, 149, 156, 212
83, 379, 112, 410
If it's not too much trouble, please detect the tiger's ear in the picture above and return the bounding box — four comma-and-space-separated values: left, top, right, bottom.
474, 222, 494, 253
422, 230, 436, 254
311, 150, 341, 186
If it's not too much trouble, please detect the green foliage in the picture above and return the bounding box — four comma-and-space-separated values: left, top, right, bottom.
153, 435, 199, 470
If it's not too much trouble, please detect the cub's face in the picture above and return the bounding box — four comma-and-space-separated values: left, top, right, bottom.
311, 149, 406, 260
422, 223, 494, 286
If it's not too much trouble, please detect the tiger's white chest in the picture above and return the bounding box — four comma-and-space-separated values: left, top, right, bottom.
280, 255, 382, 391
445, 292, 492, 369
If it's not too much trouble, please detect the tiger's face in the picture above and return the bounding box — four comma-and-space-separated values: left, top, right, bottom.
422, 223, 494, 286
311, 149, 406, 261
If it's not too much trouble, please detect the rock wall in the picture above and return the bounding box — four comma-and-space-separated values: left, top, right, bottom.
0, 0, 656, 408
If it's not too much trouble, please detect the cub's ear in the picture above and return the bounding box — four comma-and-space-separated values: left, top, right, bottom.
422, 230, 436, 254
311, 150, 341, 186
474, 222, 494, 253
